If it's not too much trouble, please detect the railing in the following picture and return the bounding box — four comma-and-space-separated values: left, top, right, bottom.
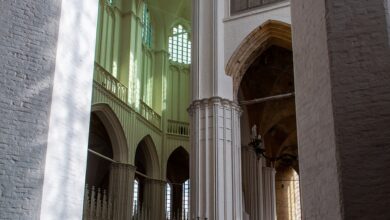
83, 185, 112, 220
94, 63, 128, 103
140, 100, 162, 129
167, 120, 190, 137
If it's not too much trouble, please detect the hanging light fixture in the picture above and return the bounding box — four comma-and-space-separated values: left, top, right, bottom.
249, 125, 297, 163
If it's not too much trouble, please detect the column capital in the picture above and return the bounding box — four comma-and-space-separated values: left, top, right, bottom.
188, 96, 241, 114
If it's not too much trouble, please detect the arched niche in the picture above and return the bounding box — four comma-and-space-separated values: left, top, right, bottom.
91, 103, 129, 163
226, 20, 292, 100
134, 135, 160, 179
231, 20, 301, 220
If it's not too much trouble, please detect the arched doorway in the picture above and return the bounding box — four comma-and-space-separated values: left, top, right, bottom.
166, 147, 190, 219
227, 20, 301, 220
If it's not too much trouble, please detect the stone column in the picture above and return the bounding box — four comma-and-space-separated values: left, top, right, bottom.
189, 97, 243, 220
109, 163, 136, 220
172, 183, 184, 219
262, 167, 276, 220
143, 178, 166, 220
291, 0, 390, 219
241, 146, 264, 220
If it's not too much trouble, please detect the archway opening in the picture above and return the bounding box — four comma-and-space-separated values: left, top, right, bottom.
166, 147, 190, 219
85, 112, 114, 193
237, 41, 301, 219
133, 136, 160, 216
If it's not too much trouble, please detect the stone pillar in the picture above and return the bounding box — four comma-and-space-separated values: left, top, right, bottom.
109, 163, 136, 220
143, 178, 166, 220
291, 0, 390, 219
262, 167, 276, 220
172, 183, 184, 218
241, 146, 264, 220
189, 97, 243, 220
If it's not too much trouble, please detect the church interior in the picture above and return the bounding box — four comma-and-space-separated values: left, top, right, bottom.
83, 0, 301, 219
1, 0, 389, 220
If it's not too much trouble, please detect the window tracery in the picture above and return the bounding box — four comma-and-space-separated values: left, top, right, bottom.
169, 24, 191, 64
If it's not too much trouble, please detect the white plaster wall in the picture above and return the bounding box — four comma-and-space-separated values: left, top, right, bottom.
223, 2, 291, 67
39, 0, 99, 219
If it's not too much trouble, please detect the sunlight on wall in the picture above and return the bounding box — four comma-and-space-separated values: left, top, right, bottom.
287, 171, 301, 220
113, 61, 118, 78
40, 0, 98, 219
129, 52, 135, 105
163, 74, 167, 111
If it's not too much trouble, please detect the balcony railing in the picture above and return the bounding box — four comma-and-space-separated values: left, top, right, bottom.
83, 185, 112, 220
94, 63, 128, 103
140, 100, 161, 129
167, 120, 190, 137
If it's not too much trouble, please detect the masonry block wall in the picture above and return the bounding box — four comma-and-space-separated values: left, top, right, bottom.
292, 0, 390, 219
0, 1, 61, 219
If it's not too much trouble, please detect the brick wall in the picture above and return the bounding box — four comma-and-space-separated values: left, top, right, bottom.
385, 0, 390, 46
292, 0, 390, 219
326, 1, 390, 219
0, 0, 61, 219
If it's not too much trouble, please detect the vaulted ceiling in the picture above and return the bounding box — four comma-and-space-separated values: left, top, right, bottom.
146, 0, 191, 21
239, 45, 298, 171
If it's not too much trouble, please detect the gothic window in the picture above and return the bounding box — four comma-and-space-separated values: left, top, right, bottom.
169, 24, 191, 64
165, 183, 172, 219
182, 179, 190, 219
132, 179, 140, 215
142, 4, 152, 48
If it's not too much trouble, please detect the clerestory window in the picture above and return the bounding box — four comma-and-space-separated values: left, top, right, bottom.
142, 4, 152, 48
169, 24, 191, 64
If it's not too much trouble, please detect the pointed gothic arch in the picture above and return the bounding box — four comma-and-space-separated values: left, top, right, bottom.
91, 103, 128, 163
166, 146, 189, 183
226, 20, 292, 100
134, 135, 160, 179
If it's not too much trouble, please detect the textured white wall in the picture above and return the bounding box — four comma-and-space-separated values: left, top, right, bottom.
224, 2, 291, 67
39, 0, 99, 219
0, 1, 61, 219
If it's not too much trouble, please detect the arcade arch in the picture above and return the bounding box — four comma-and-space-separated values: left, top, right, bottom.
228, 20, 301, 220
